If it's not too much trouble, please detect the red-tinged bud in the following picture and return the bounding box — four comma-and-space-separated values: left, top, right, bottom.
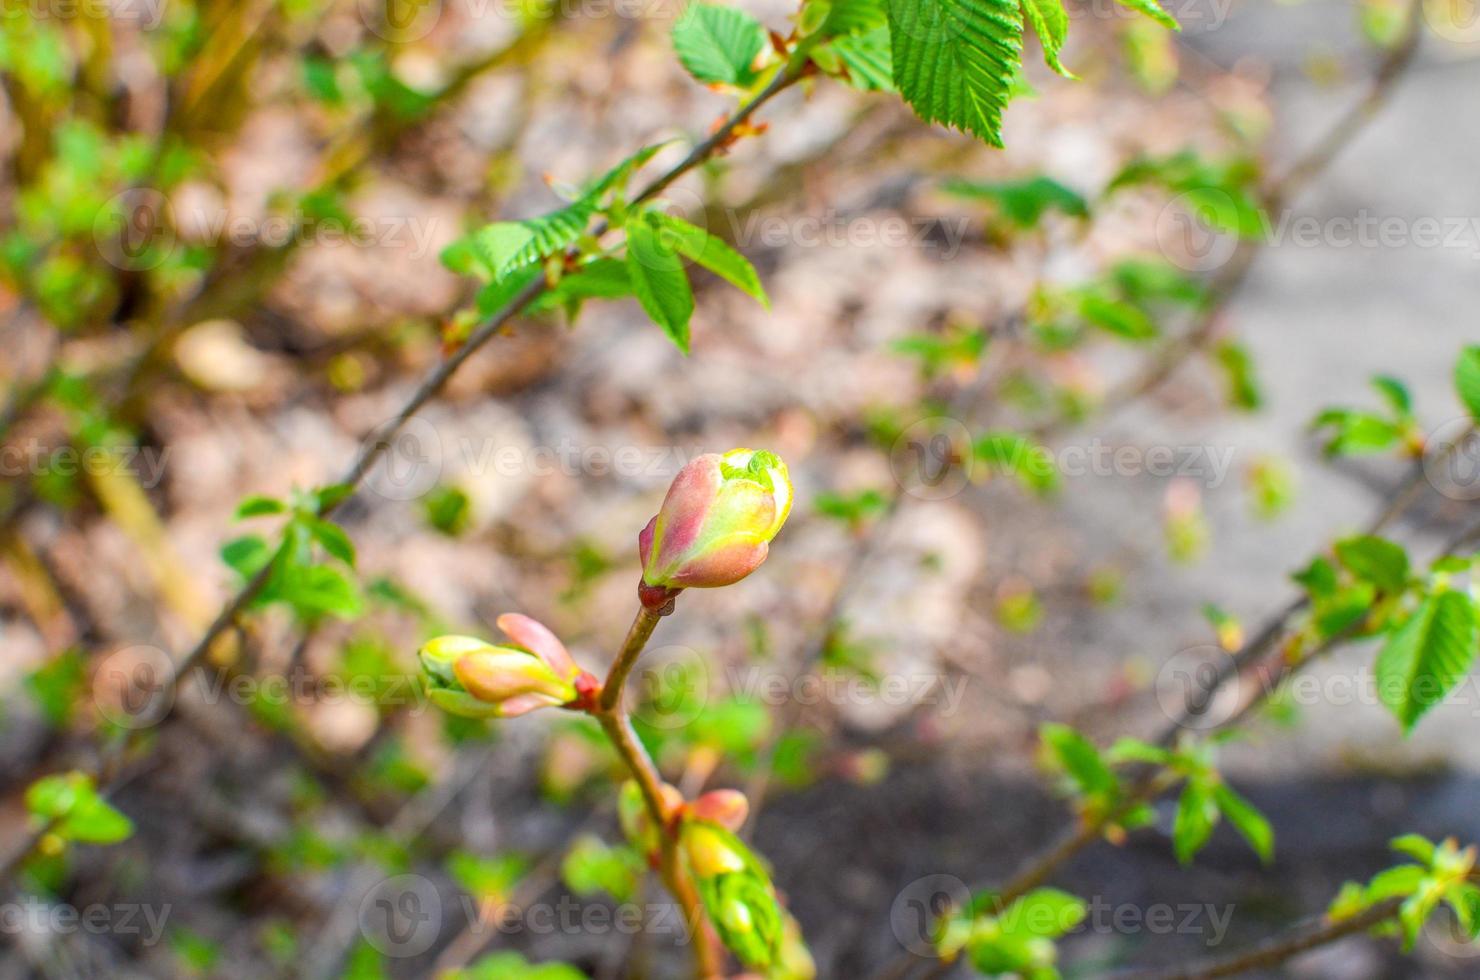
639, 449, 792, 601
418, 614, 589, 719
687, 789, 749, 831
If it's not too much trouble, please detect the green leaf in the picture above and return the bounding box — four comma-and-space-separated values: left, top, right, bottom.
561, 836, 645, 903
1040, 723, 1116, 797
887, 0, 1024, 147
672, 4, 768, 87
1214, 339, 1262, 411
235, 495, 286, 518
472, 199, 596, 280
1375, 590, 1480, 732
1115, 0, 1179, 31
941, 175, 1087, 227
1390, 833, 1437, 866
828, 27, 896, 91
1334, 535, 1410, 594
626, 211, 696, 353
221, 535, 273, 579
1173, 779, 1219, 864
1077, 290, 1158, 341
974, 431, 1060, 493
1456, 346, 1480, 421
1018, 0, 1072, 76
1366, 864, 1427, 901
1009, 887, 1086, 939
528, 258, 634, 315
65, 795, 134, 844
1371, 375, 1412, 416
650, 212, 768, 307
1212, 783, 1273, 863
308, 517, 356, 567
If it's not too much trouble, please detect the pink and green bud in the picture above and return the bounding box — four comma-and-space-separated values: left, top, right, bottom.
679, 819, 784, 969
418, 614, 590, 719
638, 449, 793, 606
686, 789, 749, 831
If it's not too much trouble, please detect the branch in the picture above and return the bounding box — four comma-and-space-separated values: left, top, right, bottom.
0, 68, 805, 887
1115, 899, 1402, 980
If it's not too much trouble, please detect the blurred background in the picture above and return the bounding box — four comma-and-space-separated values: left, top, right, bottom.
3, 0, 1480, 976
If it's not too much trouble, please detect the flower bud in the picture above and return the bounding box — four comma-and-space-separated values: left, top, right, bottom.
419, 614, 587, 719
687, 789, 749, 831
639, 449, 792, 604
679, 820, 783, 969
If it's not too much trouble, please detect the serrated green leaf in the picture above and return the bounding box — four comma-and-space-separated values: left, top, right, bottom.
1019, 0, 1072, 76
473, 200, 596, 280
1375, 590, 1480, 732
829, 26, 895, 91
650, 212, 768, 307
888, 0, 1024, 147
1212, 783, 1273, 863
672, 4, 767, 87
626, 212, 695, 353
1456, 346, 1480, 422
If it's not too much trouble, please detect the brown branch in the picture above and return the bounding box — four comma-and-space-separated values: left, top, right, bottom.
0, 66, 806, 888
1116, 899, 1403, 980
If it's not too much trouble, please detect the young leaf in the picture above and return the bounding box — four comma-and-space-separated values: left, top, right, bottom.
941, 175, 1088, 227
1334, 535, 1410, 594
1456, 345, 1480, 421
626, 211, 696, 352
829, 27, 895, 91
1212, 783, 1274, 863
651, 212, 769, 307
1375, 590, 1480, 732
887, 0, 1025, 147
308, 517, 356, 567
528, 258, 634, 315
1173, 778, 1219, 864
672, 4, 768, 87
1115, 0, 1179, 30
473, 200, 596, 280
1040, 723, 1116, 797
1018, 0, 1073, 76
235, 495, 286, 518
